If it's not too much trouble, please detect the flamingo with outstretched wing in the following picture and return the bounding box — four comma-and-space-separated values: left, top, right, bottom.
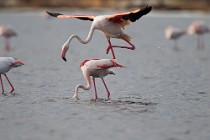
46, 5, 152, 61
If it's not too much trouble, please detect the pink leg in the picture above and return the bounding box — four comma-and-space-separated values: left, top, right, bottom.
197, 35, 200, 49
92, 77, 98, 100
173, 40, 179, 51
106, 40, 116, 59
106, 37, 135, 55
101, 78, 110, 100
200, 35, 205, 49
5, 38, 10, 51
4, 74, 14, 94
197, 35, 204, 49
0, 74, 5, 95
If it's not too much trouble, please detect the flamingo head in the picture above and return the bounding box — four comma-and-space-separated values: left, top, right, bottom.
11, 60, 24, 68
61, 42, 70, 62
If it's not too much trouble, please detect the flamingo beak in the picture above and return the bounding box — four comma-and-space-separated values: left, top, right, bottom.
61, 49, 67, 62
12, 60, 24, 67
61, 43, 69, 62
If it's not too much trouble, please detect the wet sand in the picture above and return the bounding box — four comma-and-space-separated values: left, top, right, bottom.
0, 10, 210, 140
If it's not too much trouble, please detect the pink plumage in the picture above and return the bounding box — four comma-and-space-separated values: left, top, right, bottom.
0, 25, 17, 51
165, 26, 186, 50
46, 5, 152, 61
73, 59, 125, 100
188, 21, 209, 49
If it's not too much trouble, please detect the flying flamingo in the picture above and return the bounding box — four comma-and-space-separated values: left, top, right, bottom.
0, 57, 24, 95
46, 5, 152, 61
0, 25, 17, 51
165, 26, 186, 50
188, 21, 209, 49
73, 59, 125, 100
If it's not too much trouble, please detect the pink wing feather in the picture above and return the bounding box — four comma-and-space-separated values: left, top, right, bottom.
108, 5, 152, 28
46, 11, 95, 21
80, 59, 125, 69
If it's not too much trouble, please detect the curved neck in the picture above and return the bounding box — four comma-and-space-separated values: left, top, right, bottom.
74, 73, 91, 98
66, 25, 95, 46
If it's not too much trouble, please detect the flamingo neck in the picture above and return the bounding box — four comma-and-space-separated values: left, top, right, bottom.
74, 74, 91, 98
66, 25, 95, 45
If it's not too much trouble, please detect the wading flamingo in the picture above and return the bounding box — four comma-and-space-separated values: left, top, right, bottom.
165, 26, 186, 50
188, 21, 209, 49
0, 57, 24, 95
73, 59, 125, 100
46, 5, 152, 61
0, 25, 17, 51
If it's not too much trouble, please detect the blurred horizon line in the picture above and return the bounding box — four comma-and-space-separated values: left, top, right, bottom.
0, 0, 210, 11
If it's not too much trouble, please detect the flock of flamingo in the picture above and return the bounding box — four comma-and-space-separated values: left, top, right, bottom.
165, 21, 209, 50
47, 5, 152, 100
0, 6, 209, 100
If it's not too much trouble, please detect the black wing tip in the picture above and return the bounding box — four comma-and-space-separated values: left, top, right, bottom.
147, 5, 153, 11
76, 17, 94, 21
46, 11, 63, 17
142, 5, 152, 14
144, 5, 152, 9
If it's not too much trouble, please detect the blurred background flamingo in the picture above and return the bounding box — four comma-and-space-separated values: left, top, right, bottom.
0, 25, 17, 51
188, 21, 210, 49
165, 26, 187, 50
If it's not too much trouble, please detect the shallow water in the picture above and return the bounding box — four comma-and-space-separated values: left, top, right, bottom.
0, 10, 210, 140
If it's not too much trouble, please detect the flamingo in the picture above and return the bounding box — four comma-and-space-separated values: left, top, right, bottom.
0, 57, 24, 95
46, 5, 152, 61
165, 26, 186, 50
73, 59, 125, 100
188, 21, 209, 49
0, 25, 17, 51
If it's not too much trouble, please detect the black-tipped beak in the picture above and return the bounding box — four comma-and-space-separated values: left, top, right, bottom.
62, 57, 67, 62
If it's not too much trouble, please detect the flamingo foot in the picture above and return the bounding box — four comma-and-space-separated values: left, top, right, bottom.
93, 94, 98, 101
107, 92, 110, 100
2, 92, 7, 96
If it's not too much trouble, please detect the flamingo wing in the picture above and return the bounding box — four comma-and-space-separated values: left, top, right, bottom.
92, 59, 125, 69
81, 59, 125, 70
108, 5, 152, 27
46, 11, 95, 21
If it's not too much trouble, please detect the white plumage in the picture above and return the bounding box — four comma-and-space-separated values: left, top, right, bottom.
165, 26, 186, 50
0, 57, 16, 74
188, 21, 209, 49
0, 57, 24, 94
73, 59, 124, 100
188, 21, 209, 35
165, 26, 186, 40
46, 5, 152, 61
